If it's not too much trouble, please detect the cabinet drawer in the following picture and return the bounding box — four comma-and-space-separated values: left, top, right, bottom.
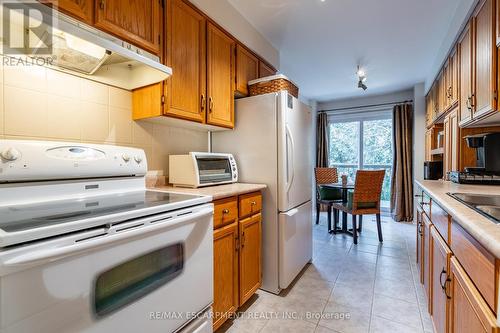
451, 220, 497, 313
239, 192, 262, 218
214, 197, 238, 229
431, 200, 450, 243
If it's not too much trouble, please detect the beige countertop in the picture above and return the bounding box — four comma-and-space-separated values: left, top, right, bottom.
416, 180, 500, 257
150, 183, 267, 201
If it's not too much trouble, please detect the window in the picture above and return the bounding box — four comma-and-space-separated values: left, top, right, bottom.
328, 111, 393, 206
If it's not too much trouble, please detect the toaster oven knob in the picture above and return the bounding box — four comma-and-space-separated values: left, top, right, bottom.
121, 154, 131, 162
1, 147, 21, 161
134, 156, 143, 164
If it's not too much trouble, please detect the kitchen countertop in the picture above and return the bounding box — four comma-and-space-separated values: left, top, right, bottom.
416, 179, 500, 258
150, 183, 267, 201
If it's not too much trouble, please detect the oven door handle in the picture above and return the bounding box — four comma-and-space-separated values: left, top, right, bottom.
1, 206, 213, 268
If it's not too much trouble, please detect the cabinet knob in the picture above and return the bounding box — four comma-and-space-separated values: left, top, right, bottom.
200, 94, 205, 112
99, 0, 105, 10
251, 201, 256, 206
209, 97, 214, 113
222, 209, 229, 214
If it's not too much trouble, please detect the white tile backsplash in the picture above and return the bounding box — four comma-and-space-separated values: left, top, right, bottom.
0, 65, 207, 173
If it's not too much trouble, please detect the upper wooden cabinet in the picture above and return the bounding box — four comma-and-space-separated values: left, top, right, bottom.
444, 108, 460, 174
235, 45, 259, 97
472, 0, 497, 119
207, 23, 236, 128
164, 0, 206, 123
458, 22, 474, 125
259, 61, 276, 78
450, 47, 459, 107
95, 0, 162, 55
41, 0, 94, 24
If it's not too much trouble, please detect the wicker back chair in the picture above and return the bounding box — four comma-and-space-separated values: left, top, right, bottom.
315, 167, 339, 185
332, 169, 386, 244
352, 170, 385, 215
314, 167, 341, 232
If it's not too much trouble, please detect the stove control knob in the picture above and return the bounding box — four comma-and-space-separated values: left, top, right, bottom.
134, 156, 143, 164
122, 154, 131, 162
1, 148, 21, 161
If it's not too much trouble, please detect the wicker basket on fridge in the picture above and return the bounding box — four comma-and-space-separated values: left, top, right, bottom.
248, 74, 299, 98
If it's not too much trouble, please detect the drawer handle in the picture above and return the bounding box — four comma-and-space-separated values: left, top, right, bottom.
440, 268, 447, 290
421, 202, 429, 206
222, 209, 229, 214
251, 201, 256, 206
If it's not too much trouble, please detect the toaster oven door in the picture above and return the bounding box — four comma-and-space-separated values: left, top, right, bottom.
196, 157, 233, 185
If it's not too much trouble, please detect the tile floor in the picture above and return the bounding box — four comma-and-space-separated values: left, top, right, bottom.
217, 213, 434, 333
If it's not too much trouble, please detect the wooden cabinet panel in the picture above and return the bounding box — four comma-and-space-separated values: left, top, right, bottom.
213, 197, 238, 229
451, 221, 497, 312
235, 45, 259, 97
417, 207, 425, 284
40, 0, 94, 24
239, 192, 262, 219
459, 23, 474, 125
473, 0, 497, 118
430, 227, 452, 333
164, 0, 206, 123
259, 61, 275, 78
497, 0, 500, 46
450, 257, 498, 333
207, 23, 235, 129
239, 213, 262, 306
132, 82, 163, 119
423, 213, 432, 308
444, 108, 460, 174
451, 47, 460, 106
213, 222, 239, 331
95, 0, 161, 55
431, 201, 450, 243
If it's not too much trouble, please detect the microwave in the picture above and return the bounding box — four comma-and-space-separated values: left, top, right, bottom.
169, 152, 238, 188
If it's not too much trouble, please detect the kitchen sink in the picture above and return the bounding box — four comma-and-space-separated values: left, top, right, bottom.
448, 193, 500, 223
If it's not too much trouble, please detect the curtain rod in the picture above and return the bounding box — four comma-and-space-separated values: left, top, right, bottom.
319, 99, 413, 113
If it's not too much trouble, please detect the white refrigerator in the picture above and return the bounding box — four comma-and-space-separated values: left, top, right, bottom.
212, 91, 313, 294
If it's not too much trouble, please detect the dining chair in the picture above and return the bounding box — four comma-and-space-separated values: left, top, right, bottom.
331, 170, 385, 244
314, 167, 343, 233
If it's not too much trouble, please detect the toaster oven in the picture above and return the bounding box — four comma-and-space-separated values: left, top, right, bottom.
169, 152, 238, 188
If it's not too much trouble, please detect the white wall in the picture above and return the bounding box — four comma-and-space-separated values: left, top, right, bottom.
190, 0, 279, 69
318, 89, 414, 111
413, 83, 426, 182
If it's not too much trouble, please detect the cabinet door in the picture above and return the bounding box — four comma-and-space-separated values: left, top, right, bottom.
95, 0, 161, 55
213, 222, 239, 331
444, 116, 451, 175
425, 129, 432, 161
443, 59, 451, 110
450, 257, 498, 333
450, 47, 459, 106
423, 213, 432, 309
235, 45, 259, 97
459, 23, 473, 125
207, 23, 235, 129
259, 61, 275, 78
449, 109, 460, 171
430, 227, 452, 333
473, 0, 497, 118
164, 0, 206, 123
239, 213, 262, 306
41, 0, 93, 24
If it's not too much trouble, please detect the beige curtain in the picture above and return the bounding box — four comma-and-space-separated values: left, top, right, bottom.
316, 113, 329, 167
391, 103, 414, 222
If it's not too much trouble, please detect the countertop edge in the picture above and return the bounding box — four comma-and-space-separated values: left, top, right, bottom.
148, 183, 267, 201
415, 180, 500, 258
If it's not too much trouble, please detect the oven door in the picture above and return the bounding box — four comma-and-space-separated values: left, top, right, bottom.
0, 204, 213, 333
195, 156, 234, 186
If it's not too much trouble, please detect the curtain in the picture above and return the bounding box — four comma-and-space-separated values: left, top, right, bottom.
316, 112, 329, 167
391, 103, 414, 222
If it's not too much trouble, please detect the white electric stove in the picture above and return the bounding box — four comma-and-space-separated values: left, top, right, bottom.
0, 140, 213, 333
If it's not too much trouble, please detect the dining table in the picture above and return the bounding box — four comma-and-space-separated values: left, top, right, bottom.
320, 182, 355, 235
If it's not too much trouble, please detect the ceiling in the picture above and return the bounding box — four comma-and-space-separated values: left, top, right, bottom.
228, 0, 461, 102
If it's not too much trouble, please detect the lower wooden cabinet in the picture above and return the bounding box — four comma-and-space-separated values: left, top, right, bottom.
449, 257, 498, 333
423, 212, 432, 305
239, 213, 262, 305
212, 193, 263, 331
430, 227, 452, 333
213, 222, 239, 330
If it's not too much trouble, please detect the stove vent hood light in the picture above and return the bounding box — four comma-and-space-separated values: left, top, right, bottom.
1, 2, 172, 91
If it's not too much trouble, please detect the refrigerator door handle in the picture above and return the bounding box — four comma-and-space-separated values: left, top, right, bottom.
285, 125, 295, 194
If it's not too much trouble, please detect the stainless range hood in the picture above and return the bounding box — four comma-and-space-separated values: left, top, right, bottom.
1, 2, 172, 90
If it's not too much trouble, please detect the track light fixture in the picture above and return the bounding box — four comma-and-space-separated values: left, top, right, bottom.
357, 66, 367, 91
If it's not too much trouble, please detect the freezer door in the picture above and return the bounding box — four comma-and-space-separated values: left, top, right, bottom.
278, 201, 312, 289
278, 92, 313, 212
